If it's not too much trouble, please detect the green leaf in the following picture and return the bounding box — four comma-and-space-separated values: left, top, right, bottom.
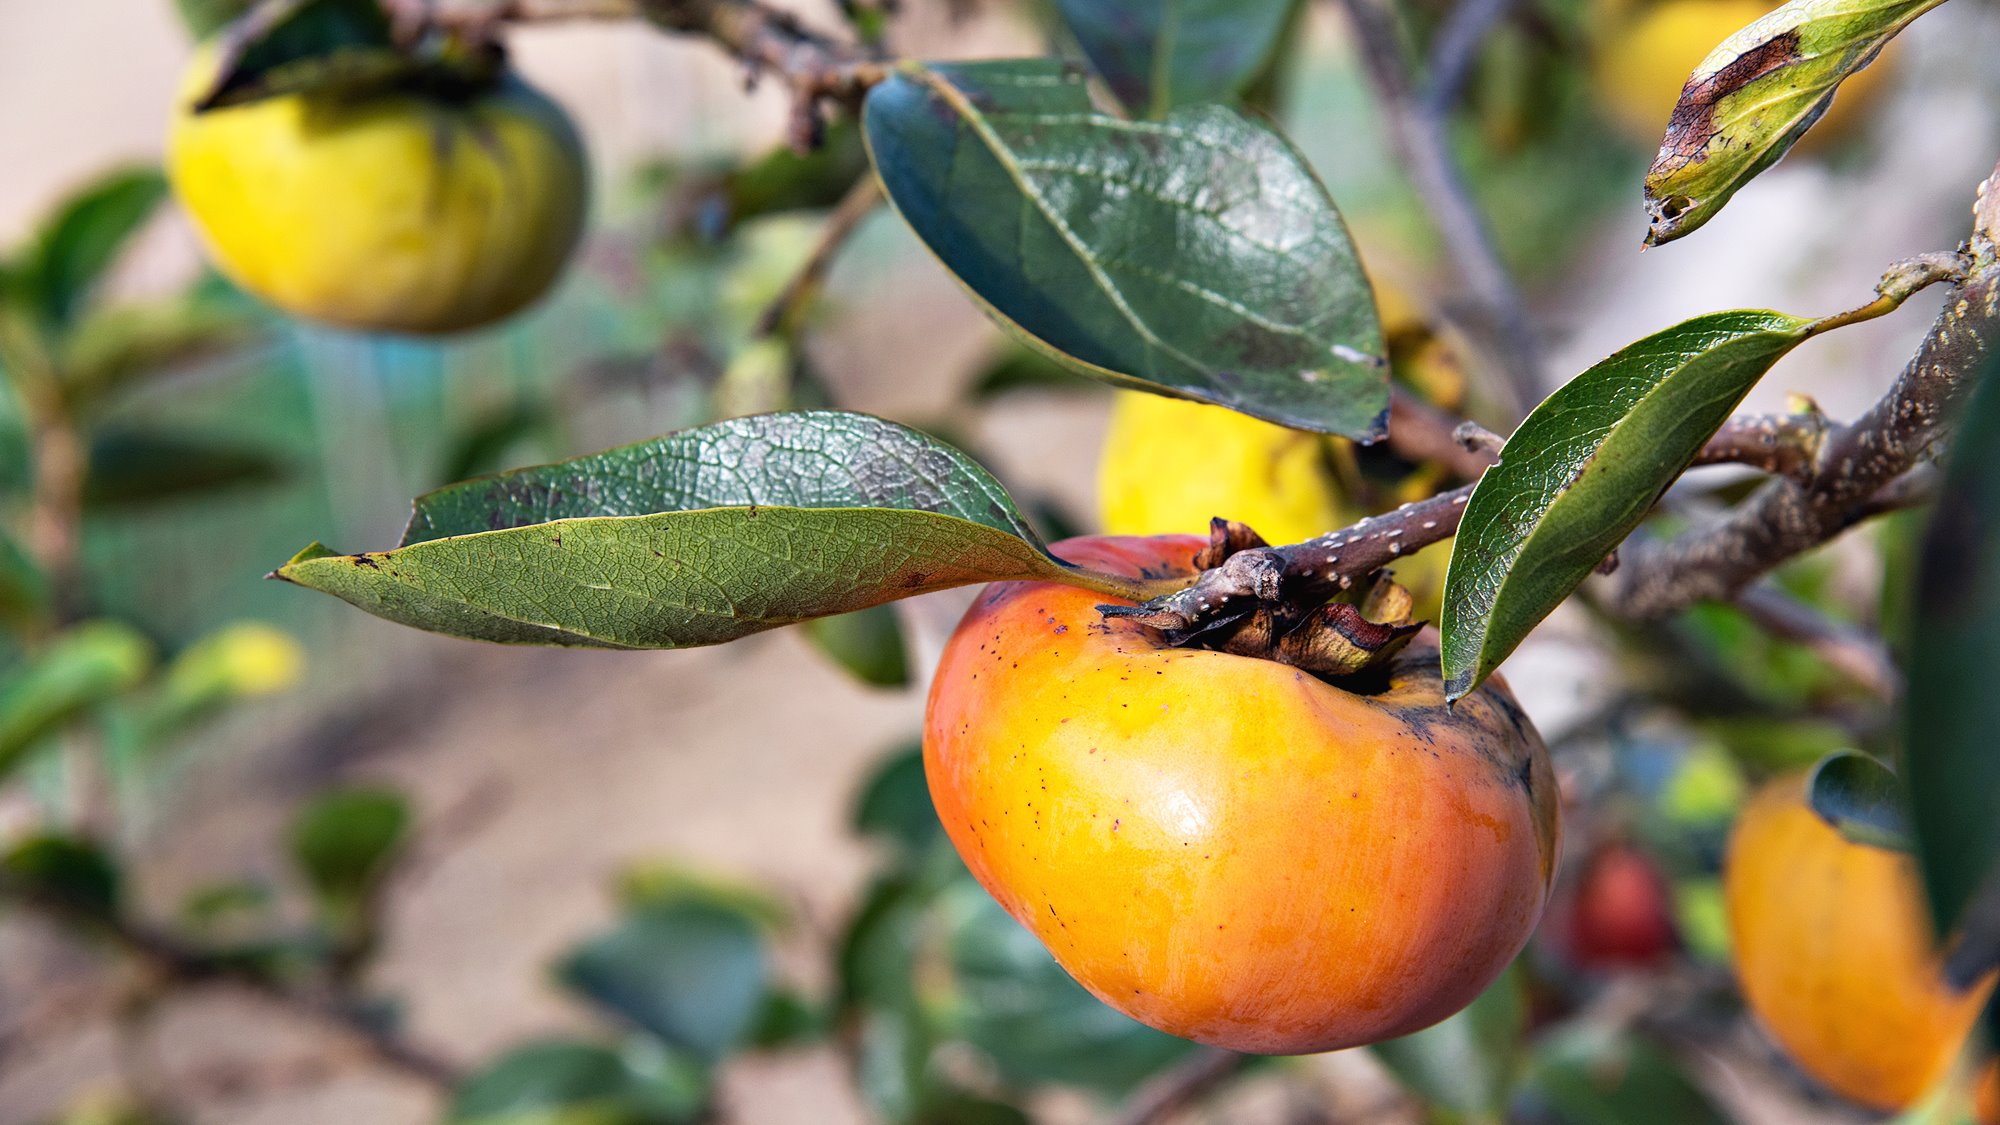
450, 1039, 709, 1125
1054, 0, 1299, 117
289, 787, 410, 922
63, 293, 260, 408
558, 901, 769, 1062
1442, 310, 1818, 700
1522, 1028, 1730, 1125
802, 605, 910, 688
176, 0, 259, 38
863, 59, 1385, 438
0, 621, 153, 777
852, 743, 943, 858
0, 527, 51, 632
938, 881, 1195, 1097
278, 412, 1156, 649
1643, 0, 1945, 246
615, 861, 790, 931
1807, 749, 1910, 851
85, 428, 288, 509
1, 834, 120, 917
191, 0, 417, 112
1907, 350, 2000, 947
1371, 967, 1527, 1117
22, 168, 168, 331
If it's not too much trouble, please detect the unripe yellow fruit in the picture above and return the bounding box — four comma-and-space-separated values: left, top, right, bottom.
1594, 0, 1895, 152
167, 48, 588, 334
1096, 391, 1349, 547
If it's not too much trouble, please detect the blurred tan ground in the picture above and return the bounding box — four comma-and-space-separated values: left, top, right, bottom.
0, 1, 1997, 1123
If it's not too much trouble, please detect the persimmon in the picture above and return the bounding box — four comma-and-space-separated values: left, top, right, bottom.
1561, 841, 1677, 969
168, 46, 587, 335
1726, 775, 1996, 1112
922, 534, 1560, 1054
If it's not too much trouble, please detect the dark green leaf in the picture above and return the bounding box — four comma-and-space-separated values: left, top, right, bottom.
939, 881, 1195, 1096
558, 901, 769, 1062
1, 835, 120, 917
746, 988, 827, 1049
914, 1092, 1031, 1125
192, 0, 409, 112
450, 1039, 709, 1125
968, 345, 1093, 400
802, 605, 910, 688
176, 0, 258, 38
1054, 0, 1299, 117
0, 621, 153, 777
716, 123, 870, 234
1908, 349, 2000, 947
852, 743, 943, 857
85, 428, 288, 509
1807, 750, 1910, 851
1644, 0, 1945, 245
279, 412, 1155, 649
24, 168, 168, 331
864, 59, 1385, 437
1372, 966, 1527, 1116
1521, 1029, 1729, 1125
438, 402, 559, 485
1443, 310, 1817, 700
289, 787, 410, 917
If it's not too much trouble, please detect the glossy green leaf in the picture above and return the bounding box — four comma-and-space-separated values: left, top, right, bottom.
1442, 310, 1817, 700
0, 621, 153, 776
1644, 0, 1944, 245
1807, 750, 1910, 851
863, 59, 1385, 437
289, 787, 410, 921
1, 834, 120, 917
1054, 0, 1299, 117
22, 168, 168, 331
939, 881, 1195, 1096
1522, 1028, 1730, 1125
1372, 967, 1527, 1116
85, 428, 288, 509
279, 412, 1154, 649
449, 1039, 709, 1125
802, 605, 910, 688
1907, 350, 2000, 948
558, 901, 769, 1062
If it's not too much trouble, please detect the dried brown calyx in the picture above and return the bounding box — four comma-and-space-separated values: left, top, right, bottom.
1104, 518, 1423, 682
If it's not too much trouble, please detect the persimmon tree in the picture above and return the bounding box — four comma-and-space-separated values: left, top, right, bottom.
7, 0, 2000, 1121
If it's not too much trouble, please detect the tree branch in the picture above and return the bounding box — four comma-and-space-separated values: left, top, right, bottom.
1612, 163, 2000, 619
1336, 0, 1542, 418
1, 881, 459, 1089
1733, 583, 1902, 701
1420, 0, 1514, 116
1104, 1047, 1251, 1125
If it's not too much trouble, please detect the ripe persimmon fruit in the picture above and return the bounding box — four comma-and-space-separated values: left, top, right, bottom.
1726, 775, 1996, 1113
922, 534, 1560, 1053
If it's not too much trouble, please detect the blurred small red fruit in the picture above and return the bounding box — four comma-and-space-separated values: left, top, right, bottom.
1563, 843, 1677, 968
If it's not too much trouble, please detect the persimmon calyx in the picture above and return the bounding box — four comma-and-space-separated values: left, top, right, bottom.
1100, 518, 1421, 681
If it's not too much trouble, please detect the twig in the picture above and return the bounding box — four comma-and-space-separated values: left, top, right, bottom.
1420, 0, 1515, 116
0, 880, 459, 1088
1104, 1047, 1252, 1125
754, 175, 884, 338
1387, 385, 1495, 480
1732, 583, 1903, 701
1613, 163, 2000, 619
1336, 0, 1542, 418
